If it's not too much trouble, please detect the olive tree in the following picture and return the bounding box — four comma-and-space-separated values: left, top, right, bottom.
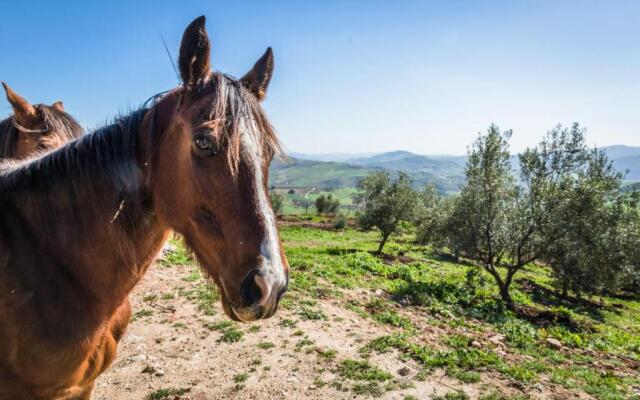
449, 125, 521, 306
415, 185, 456, 253
269, 191, 285, 216
315, 193, 340, 214
544, 151, 639, 296
355, 171, 417, 254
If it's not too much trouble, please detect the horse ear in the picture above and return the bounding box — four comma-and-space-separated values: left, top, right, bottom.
52, 101, 64, 112
179, 16, 211, 90
241, 47, 274, 101
2, 82, 37, 123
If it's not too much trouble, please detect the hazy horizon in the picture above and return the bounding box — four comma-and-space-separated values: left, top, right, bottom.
289, 143, 640, 158
1, 1, 639, 154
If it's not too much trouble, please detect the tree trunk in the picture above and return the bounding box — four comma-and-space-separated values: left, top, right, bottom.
499, 283, 515, 310
377, 233, 390, 254
561, 279, 569, 298
501, 268, 518, 310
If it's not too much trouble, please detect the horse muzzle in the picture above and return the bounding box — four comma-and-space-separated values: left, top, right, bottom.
225, 269, 287, 322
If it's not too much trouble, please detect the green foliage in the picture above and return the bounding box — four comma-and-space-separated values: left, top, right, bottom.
146, 387, 190, 400
277, 222, 640, 399
159, 237, 193, 266
421, 123, 640, 307
269, 191, 285, 215
414, 184, 455, 250
256, 342, 276, 350
333, 213, 348, 229
432, 391, 470, 400
233, 373, 249, 383
315, 193, 341, 214
355, 171, 417, 253
298, 306, 327, 320
316, 347, 337, 359
497, 319, 537, 349
337, 359, 392, 381
218, 326, 244, 343
351, 382, 390, 397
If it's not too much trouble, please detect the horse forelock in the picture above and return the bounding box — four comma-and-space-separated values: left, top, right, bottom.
197, 73, 281, 178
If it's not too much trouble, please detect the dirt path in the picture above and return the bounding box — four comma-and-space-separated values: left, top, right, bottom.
93, 262, 588, 400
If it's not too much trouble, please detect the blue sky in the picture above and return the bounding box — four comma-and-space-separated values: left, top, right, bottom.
1, 1, 638, 155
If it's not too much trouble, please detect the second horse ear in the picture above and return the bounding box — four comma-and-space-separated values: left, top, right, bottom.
179, 16, 211, 90
241, 47, 274, 101
51, 101, 64, 112
2, 82, 37, 123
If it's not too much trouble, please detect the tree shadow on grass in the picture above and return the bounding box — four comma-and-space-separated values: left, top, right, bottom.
516, 278, 624, 325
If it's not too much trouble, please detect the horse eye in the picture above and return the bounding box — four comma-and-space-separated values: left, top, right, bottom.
193, 134, 217, 155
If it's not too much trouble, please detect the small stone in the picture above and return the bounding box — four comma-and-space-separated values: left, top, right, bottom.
397, 367, 411, 376
154, 369, 165, 377
545, 338, 562, 349
533, 383, 545, 392
141, 365, 156, 374
489, 334, 506, 347
470, 340, 482, 349
128, 354, 147, 362
374, 289, 385, 297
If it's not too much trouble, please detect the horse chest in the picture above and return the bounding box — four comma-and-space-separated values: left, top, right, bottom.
0, 299, 131, 399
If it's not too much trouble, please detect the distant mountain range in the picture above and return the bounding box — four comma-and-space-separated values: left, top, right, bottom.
270, 145, 640, 194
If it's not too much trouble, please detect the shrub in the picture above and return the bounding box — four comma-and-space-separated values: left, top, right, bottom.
315, 193, 340, 214
333, 213, 347, 229
269, 191, 285, 215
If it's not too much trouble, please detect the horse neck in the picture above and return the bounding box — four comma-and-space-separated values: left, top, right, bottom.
1, 111, 170, 326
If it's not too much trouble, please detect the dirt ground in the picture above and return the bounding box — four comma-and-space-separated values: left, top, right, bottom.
93, 261, 592, 400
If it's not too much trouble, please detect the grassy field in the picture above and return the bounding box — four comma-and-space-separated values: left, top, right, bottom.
97, 217, 640, 399
280, 219, 640, 399
278, 188, 359, 215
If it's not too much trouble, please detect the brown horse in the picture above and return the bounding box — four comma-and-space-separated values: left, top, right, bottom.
0, 16, 288, 400
0, 82, 83, 160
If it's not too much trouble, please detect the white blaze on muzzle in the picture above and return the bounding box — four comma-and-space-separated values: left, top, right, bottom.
239, 118, 287, 304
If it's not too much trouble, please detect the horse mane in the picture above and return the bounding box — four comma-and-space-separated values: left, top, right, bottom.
0, 104, 84, 158
0, 108, 148, 193
0, 72, 281, 193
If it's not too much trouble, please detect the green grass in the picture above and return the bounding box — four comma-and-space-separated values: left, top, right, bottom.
204, 320, 244, 343
337, 359, 392, 382
178, 278, 219, 316
218, 326, 244, 343
233, 373, 249, 383
272, 218, 640, 400
146, 387, 190, 400
316, 347, 338, 360
132, 309, 153, 321
158, 219, 640, 399
432, 392, 469, 400
159, 236, 194, 266
257, 342, 276, 350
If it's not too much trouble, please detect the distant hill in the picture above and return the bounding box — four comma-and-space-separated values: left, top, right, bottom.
347, 150, 417, 164
271, 151, 466, 194
612, 155, 640, 180
274, 145, 639, 195
288, 151, 380, 162
602, 145, 640, 159
602, 145, 640, 181
270, 157, 375, 188
348, 151, 465, 175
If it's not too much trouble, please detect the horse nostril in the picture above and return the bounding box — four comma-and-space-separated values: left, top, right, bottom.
240, 270, 263, 307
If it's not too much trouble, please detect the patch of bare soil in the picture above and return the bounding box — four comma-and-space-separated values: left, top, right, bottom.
277, 215, 336, 230
93, 263, 592, 400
